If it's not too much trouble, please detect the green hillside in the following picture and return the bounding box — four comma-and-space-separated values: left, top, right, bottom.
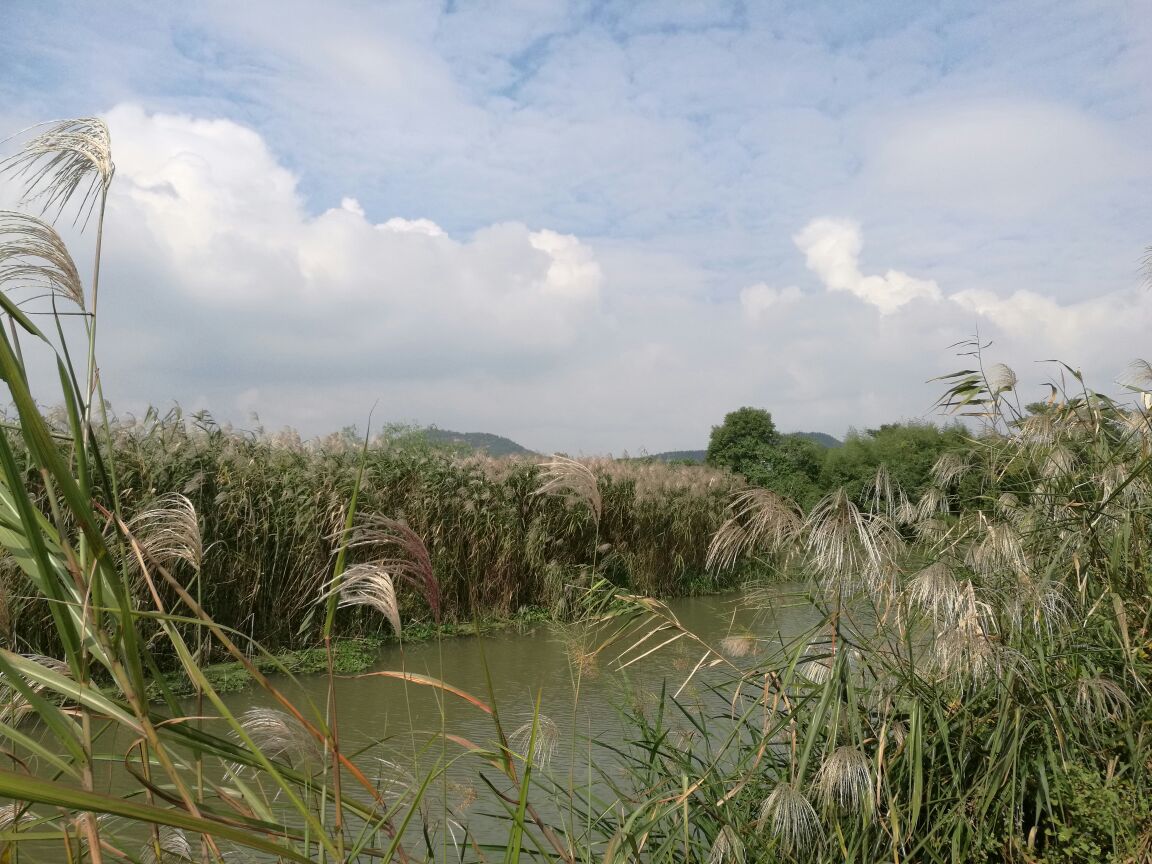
419, 427, 535, 456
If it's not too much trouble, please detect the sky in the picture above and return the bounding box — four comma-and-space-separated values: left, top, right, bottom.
0, 0, 1149, 454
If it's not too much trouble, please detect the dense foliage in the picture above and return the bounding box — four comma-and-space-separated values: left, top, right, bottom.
707, 406, 970, 509
2, 412, 742, 657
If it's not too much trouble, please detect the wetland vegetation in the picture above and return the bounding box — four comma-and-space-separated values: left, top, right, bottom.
0, 117, 1147, 863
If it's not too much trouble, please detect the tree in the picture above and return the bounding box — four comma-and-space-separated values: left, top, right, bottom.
706, 407, 780, 481
707, 408, 833, 505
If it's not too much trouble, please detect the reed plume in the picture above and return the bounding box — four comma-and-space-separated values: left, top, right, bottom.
350, 515, 441, 623
0, 211, 85, 308
325, 562, 401, 635
758, 781, 822, 852
1, 118, 114, 223
535, 455, 602, 523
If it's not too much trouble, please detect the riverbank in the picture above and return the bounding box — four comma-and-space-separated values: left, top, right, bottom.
151, 609, 556, 697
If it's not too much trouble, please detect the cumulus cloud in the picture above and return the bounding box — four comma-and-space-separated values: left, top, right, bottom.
6, 95, 1146, 455
794, 219, 941, 314
104, 104, 603, 368
948, 286, 1152, 361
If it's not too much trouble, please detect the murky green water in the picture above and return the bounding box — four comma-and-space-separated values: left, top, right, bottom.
12, 586, 823, 860
219, 586, 819, 775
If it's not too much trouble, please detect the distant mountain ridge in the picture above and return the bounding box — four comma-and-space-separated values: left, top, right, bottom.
645, 431, 842, 464
406, 427, 840, 460
418, 427, 535, 457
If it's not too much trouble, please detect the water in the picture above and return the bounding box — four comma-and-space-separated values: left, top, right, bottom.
211, 587, 822, 855
218, 587, 820, 770
10, 586, 823, 860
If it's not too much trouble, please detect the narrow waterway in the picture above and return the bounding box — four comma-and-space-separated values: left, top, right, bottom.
13, 586, 825, 861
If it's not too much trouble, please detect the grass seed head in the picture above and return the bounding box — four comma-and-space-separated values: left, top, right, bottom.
329, 562, 401, 635
2, 117, 114, 225
0, 211, 85, 308
1074, 675, 1131, 724
508, 714, 559, 769
816, 746, 874, 815
128, 493, 203, 574
140, 827, 192, 864
708, 824, 745, 864
534, 455, 602, 523
758, 781, 822, 852
237, 708, 321, 765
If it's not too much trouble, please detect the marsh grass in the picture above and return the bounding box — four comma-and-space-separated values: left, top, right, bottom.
578, 349, 1151, 862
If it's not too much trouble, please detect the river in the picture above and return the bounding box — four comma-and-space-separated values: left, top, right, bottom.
12, 585, 825, 861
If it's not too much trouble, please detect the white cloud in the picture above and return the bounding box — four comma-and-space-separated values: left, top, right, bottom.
104, 104, 603, 365
740, 283, 802, 321
948, 286, 1152, 362
794, 219, 941, 314
84, 106, 1152, 453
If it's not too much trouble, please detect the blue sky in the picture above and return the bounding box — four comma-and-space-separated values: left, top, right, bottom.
1, 1, 1149, 452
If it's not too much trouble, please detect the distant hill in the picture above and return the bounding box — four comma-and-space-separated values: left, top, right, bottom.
646, 449, 708, 463
419, 427, 534, 457
646, 432, 841, 463
790, 431, 841, 449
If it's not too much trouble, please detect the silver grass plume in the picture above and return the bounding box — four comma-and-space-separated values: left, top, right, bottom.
140, 827, 193, 864
986, 363, 1017, 394
758, 781, 822, 852
0, 211, 85, 308
128, 493, 203, 573
1040, 445, 1076, 481
325, 562, 401, 636
719, 634, 757, 659
932, 451, 973, 488
1001, 577, 1070, 637
349, 516, 440, 622
508, 714, 559, 769
236, 708, 321, 765
804, 489, 886, 594
914, 486, 951, 523
928, 586, 1023, 690
965, 517, 1028, 580
1, 118, 114, 225
708, 824, 745, 864
797, 639, 834, 685
535, 455, 602, 523
707, 488, 802, 572
1073, 675, 1131, 724
906, 562, 964, 626
373, 757, 416, 801
816, 746, 874, 815
994, 492, 1023, 524
0, 802, 25, 830
914, 516, 951, 545
861, 465, 909, 522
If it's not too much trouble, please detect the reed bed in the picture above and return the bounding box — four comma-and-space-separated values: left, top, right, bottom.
0, 411, 744, 659
586, 351, 1152, 862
